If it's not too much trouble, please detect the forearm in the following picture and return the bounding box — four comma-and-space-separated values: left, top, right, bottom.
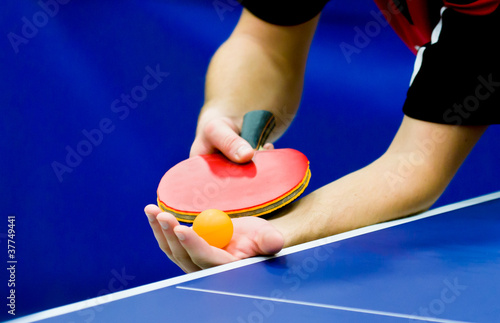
198, 10, 319, 141
270, 117, 487, 247
200, 38, 301, 140
270, 155, 439, 247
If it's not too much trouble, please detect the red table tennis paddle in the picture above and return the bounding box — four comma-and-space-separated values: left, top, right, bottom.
157, 110, 311, 223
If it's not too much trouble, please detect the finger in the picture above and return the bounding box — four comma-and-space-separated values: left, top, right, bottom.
203, 118, 255, 163
156, 212, 201, 273
255, 225, 285, 255
174, 225, 238, 269
144, 205, 172, 256
190, 136, 216, 157
262, 143, 274, 150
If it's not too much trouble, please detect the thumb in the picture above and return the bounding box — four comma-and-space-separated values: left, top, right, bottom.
203, 118, 255, 163
255, 226, 285, 255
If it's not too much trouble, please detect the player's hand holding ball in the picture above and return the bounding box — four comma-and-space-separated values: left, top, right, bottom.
144, 204, 284, 273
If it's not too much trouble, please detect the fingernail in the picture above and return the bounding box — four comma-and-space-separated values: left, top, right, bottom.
159, 221, 169, 230
174, 230, 185, 241
236, 144, 252, 158
146, 214, 155, 223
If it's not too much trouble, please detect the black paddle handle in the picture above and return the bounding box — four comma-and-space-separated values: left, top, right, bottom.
239, 110, 276, 150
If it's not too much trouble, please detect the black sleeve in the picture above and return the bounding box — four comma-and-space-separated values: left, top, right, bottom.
403, 6, 500, 125
238, 0, 330, 26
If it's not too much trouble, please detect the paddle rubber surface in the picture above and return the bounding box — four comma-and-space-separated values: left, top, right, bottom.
157, 149, 310, 222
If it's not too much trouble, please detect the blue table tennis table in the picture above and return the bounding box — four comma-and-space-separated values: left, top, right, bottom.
9, 192, 500, 323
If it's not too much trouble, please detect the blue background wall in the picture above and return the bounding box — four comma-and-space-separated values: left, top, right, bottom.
1, 0, 499, 320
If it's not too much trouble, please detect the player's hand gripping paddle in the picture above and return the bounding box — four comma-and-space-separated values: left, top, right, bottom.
157, 110, 311, 223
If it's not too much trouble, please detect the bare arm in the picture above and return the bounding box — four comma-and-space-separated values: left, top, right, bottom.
145, 116, 487, 272
270, 116, 488, 246
144, 9, 488, 273
191, 9, 319, 161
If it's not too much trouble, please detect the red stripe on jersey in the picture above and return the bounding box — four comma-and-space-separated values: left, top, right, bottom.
444, 0, 500, 15
373, 0, 500, 54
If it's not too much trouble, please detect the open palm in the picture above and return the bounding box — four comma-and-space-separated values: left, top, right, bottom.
145, 205, 284, 273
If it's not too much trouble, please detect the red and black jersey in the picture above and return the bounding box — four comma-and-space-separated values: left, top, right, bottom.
238, 0, 500, 125
373, 0, 500, 53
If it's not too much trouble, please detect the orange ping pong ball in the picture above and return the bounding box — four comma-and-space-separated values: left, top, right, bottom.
192, 209, 233, 249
